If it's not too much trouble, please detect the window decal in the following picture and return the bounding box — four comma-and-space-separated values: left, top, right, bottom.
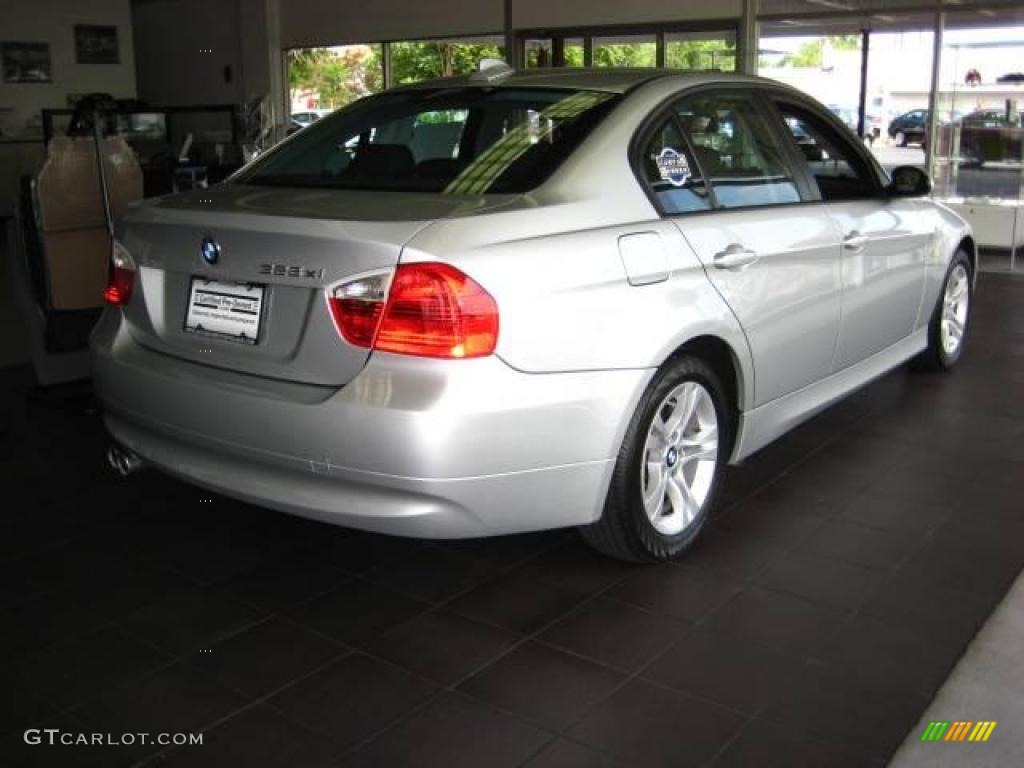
656, 147, 691, 187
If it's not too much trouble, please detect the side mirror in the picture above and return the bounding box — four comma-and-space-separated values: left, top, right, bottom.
888, 165, 931, 197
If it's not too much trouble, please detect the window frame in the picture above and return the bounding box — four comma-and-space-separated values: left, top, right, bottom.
630, 83, 816, 218
762, 90, 890, 203
633, 110, 719, 214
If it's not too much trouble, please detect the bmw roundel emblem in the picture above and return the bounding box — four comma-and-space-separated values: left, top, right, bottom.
200, 236, 221, 265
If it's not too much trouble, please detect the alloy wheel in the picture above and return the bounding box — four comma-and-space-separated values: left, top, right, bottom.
940, 263, 969, 356
640, 381, 719, 536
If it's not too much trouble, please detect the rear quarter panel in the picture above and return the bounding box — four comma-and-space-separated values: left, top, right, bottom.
403, 76, 767, 412
403, 199, 755, 410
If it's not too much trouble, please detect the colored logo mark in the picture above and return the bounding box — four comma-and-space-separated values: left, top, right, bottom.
921, 721, 997, 742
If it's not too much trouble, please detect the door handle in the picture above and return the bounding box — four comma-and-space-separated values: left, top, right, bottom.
713, 243, 759, 270
843, 231, 868, 251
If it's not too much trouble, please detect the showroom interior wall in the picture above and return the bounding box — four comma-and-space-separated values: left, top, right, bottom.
131, 0, 282, 118
0, 0, 137, 132
279, 0, 503, 48
130, 0, 755, 122
278, 0, 743, 48
0, 0, 136, 216
132, 0, 245, 105
510, 0, 742, 30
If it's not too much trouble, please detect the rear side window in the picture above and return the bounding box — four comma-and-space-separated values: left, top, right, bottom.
675, 92, 801, 209
775, 103, 879, 201
236, 87, 620, 195
640, 119, 712, 213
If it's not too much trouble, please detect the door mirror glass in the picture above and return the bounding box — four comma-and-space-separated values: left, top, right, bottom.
888, 165, 931, 197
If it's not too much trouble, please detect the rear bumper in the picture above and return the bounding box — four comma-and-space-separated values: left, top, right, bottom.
91, 312, 652, 538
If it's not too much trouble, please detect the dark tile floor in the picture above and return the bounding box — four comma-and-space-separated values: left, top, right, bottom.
1, 273, 1022, 768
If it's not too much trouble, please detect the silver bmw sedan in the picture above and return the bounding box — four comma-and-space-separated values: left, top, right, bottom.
92, 66, 974, 561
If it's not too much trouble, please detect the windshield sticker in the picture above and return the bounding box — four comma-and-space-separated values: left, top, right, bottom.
656, 147, 691, 187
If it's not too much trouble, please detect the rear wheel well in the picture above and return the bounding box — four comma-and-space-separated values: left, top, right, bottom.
667, 335, 742, 418
958, 235, 977, 277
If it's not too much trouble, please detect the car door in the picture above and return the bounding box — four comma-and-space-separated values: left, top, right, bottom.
769, 97, 931, 370
660, 89, 842, 407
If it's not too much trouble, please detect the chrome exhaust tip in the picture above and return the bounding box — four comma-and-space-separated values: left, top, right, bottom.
107, 444, 144, 477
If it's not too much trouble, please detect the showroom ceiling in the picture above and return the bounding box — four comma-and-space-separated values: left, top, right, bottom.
760, 0, 1024, 35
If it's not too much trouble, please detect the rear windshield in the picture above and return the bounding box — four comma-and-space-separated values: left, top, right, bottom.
235, 87, 620, 195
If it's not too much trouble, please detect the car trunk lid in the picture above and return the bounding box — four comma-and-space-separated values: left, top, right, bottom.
117, 185, 480, 387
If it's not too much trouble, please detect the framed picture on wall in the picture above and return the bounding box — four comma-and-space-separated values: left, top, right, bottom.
74, 25, 120, 65
2, 41, 52, 83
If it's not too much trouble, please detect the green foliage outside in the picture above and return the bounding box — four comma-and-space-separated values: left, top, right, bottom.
524, 39, 733, 70
778, 35, 861, 68
390, 41, 504, 84
288, 37, 739, 112
593, 42, 656, 68
666, 40, 736, 71
287, 46, 381, 109
564, 45, 584, 67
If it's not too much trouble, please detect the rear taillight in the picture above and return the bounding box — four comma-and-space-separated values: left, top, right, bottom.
104, 239, 136, 306
328, 272, 390, 347
328, 263, 499, 359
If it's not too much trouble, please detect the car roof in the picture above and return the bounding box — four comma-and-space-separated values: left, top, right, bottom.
392, 67, 763, 95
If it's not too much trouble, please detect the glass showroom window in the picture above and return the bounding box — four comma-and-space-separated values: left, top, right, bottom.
563, 38, 585, 66
390, 37, 505, 84
287, 45, 383, 117
666, 31, 736, 71
593, 34, 657, 67
756, 30, 877, 137
524, 37, 585, 68
524, 38, 553, 68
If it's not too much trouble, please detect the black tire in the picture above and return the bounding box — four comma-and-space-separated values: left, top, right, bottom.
580, 355, 731, 562
913, 249, 973, 371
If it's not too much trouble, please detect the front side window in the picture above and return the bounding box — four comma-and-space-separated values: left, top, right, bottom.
236, 87, 620, 195
641, 118, 712, 213
775, 102, 878, 201
675, 92, 801, 208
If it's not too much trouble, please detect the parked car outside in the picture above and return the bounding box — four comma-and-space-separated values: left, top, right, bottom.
888, 109, 966, 147
888, 109, 928, 146
827, 104, 882, 143
93, 67, 975, 561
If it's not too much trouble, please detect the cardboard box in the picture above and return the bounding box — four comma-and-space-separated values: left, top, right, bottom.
42, 228, 111, 310
36, 136, 143, 233
34, 135, 143, 310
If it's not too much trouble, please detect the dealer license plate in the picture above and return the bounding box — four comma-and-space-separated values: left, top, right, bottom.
184, 278, 264, 344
